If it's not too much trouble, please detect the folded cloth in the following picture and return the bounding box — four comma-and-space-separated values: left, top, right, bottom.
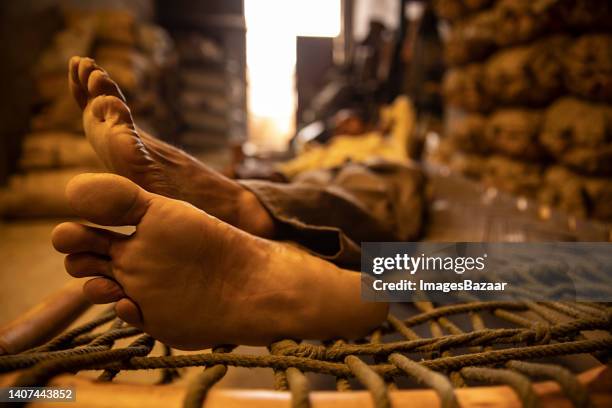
540, 97, 612, 176
241, 161, 426, 266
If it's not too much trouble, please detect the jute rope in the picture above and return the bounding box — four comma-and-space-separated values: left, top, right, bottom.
1, 301, 609, 408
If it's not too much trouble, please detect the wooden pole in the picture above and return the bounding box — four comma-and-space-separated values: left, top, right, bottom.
0, 366, 605, 408
0, 280, 89, 355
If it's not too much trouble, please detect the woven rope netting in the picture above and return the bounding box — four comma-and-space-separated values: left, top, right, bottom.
1, 300, 610, 408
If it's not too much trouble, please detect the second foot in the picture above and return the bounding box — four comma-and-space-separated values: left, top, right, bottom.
69, 56, 274, 238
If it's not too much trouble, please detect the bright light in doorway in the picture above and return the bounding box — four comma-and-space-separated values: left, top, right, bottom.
293, 0, 341, 37
245, 0, 340, 152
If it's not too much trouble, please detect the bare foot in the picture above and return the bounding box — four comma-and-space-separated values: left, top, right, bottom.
68, 56, 274, 238
51, 173, 387, 349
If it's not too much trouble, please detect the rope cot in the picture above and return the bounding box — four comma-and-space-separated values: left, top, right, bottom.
1, 301, 610, 408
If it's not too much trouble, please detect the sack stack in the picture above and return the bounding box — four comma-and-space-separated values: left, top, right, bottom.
0, 9, 177, 218
433, 0, 612, 222
173, 32, 245, 151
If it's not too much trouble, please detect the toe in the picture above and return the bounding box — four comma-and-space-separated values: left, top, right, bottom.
69, 56, 126, 110
72, 57, 101, 109
52, 222, 119, 255
65, 253, 113, 278
77, 57, 101, 91
83, 277, 125, 304
66, 173, 152, 226
115, 298, 143, 326
88, 70, 125, 102
69, 56, 88, 109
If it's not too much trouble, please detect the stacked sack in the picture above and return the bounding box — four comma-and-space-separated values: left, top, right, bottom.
433, 0, 612, 222
173, 33, 237, 150
0, 9, 177, 218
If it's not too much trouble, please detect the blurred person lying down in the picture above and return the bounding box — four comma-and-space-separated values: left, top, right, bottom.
279, 96, 416, 178
51, 57, 425, 349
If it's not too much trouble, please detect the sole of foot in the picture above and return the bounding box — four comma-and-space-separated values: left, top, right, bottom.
52, 173, 387, 349
68, 56, 274, 238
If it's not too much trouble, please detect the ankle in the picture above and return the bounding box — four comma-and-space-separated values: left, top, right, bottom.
269, 244, 389, 340
299, 262, 389, 339
236, 189, 276, 238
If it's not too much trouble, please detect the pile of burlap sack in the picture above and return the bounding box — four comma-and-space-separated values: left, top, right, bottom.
173, 33, 233, 150
432, 0, 612, 222
0, 9, 177, 218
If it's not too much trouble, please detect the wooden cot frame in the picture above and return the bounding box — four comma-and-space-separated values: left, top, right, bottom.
1, 281, 611, 408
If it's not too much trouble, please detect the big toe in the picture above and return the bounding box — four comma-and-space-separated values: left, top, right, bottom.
66, 173, 152, 226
